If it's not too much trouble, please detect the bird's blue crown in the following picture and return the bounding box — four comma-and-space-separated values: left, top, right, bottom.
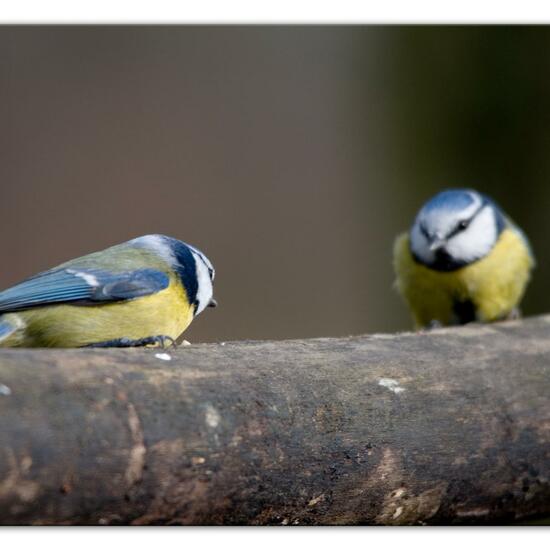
418, 189, 505, 234
421, 189, 478, 215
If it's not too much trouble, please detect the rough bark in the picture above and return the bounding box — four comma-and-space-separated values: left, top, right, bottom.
0, 316, 549, 525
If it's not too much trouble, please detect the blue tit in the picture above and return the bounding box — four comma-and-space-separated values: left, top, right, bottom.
0, 234, 216, 348
393, 189, 535, 328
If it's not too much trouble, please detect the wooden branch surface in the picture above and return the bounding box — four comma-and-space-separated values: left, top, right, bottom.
0, 316, 549, 525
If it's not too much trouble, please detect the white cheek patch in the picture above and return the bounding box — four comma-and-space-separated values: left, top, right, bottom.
446, 206, 497, 263
188, 244, 215, 280
191, 251, 213, 316
410, 223, 434, 264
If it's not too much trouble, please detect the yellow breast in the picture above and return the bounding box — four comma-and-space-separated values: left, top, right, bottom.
4, 275, 195, 348
393, 228, 534, 328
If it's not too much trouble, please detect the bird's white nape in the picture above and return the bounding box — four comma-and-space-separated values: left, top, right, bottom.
129, 234, 176, 265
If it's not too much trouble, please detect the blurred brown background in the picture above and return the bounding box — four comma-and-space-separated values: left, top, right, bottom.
1, 26, 549, 342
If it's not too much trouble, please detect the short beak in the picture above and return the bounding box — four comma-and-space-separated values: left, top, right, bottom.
429, 238, 446, 252
208, 298, 218, 308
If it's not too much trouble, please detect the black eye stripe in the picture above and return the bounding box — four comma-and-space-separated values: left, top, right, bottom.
448, 202, 486, 239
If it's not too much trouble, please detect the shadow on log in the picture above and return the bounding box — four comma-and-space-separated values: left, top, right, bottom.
0, 316, 549, 525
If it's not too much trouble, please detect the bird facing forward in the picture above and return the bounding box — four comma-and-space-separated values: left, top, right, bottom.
0, 234, 216, 347
393, 189, 534, 328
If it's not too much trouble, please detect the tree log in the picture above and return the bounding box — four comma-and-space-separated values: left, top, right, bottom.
0, 316, 549, 525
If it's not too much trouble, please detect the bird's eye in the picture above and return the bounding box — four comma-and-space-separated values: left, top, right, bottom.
457, 220, 469, 231
208, 268, 214, 281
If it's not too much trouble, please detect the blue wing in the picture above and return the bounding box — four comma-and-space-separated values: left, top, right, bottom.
0, 267, 170, 313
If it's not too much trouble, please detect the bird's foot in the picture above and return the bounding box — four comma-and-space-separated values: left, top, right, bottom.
84, 335, 176, 348
504, 308, 522, 321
